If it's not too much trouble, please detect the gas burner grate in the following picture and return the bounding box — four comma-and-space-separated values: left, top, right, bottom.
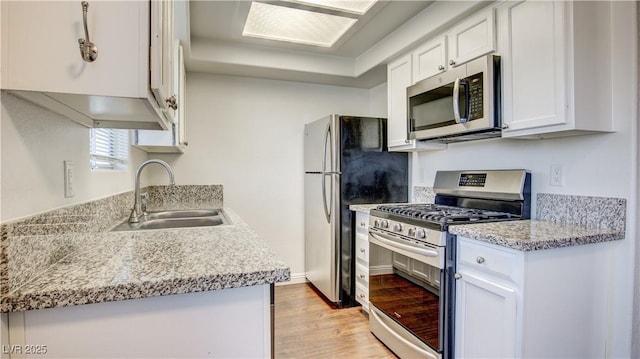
376, 204, 512, 225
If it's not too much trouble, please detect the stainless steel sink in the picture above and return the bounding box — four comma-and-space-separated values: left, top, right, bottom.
111, 209, 229, 231
146, 209, 220, 219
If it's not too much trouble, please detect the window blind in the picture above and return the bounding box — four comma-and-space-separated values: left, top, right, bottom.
90, 129, 129, 170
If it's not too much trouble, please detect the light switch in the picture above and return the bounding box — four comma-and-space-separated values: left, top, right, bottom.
64, 160, 74, 198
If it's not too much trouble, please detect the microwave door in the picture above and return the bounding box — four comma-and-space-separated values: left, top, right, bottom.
409, 83, 457, 133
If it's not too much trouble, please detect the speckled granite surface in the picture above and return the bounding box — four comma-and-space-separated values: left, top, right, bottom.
351, 192, 626, 251
413, 186, 435, 203
0, 186, 289, 313
537, 193, 626, 231
449, 220, 624, 251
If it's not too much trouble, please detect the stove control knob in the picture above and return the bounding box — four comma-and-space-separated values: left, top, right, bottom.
374, 220, 380, 228
407, 228, 416, 237
417, 229, 427, 239
381, 220, 389, 229
393, 223, 403, 232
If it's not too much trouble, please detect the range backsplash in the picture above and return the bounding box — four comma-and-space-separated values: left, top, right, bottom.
413, 186, 626, 232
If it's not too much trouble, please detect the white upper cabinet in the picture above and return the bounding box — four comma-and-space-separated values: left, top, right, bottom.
412, 36, 447, 83
135, 42, 188, 153
1, 0, 175, 130
446, 8, 496, 68
411, 8, 495, 84
387, 54, 446, 152
498, 0, 616, 138
387, 54, 413, 150
151, 0, 176, 124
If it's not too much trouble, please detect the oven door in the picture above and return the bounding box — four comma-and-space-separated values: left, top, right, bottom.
368, 229, 445, 359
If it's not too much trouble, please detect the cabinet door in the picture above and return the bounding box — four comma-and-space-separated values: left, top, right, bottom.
176, 42, 187, 147
447, 8, 495, 67
412, 36, 447, 82
455, 270, 517, 358
386, 54, 412, 148
1, 1, 146, 97
500, 1, 567, 134
150, 0, 175, 122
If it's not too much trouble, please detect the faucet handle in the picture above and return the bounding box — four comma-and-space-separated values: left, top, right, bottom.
141, 192, 149, 214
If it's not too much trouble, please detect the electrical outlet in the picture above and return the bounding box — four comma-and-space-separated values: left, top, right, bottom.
64, 160, 74, 198
550, 164, 564, 186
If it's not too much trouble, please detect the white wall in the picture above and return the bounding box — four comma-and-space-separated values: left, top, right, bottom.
0, 93, 148, 221
147, 74, 376, 281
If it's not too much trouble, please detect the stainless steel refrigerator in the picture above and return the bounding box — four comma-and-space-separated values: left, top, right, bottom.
304, 115, 408, 307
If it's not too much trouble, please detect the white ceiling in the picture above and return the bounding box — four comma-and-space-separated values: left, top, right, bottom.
178, 1, 488, 88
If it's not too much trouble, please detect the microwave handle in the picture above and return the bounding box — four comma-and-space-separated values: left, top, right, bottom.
453, 78, 470, 123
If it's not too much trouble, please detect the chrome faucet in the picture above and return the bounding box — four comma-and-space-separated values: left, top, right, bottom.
129, 159, 175, 223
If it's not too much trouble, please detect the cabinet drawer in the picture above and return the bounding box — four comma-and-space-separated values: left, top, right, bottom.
355, 282, 368, 306
355, 212, 369, 236
355, 262, 369, 285
355, 235, 369, 263
458, 238, 520, 281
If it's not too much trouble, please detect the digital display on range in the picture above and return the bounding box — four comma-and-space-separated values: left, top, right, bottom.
459, 173, 487, 187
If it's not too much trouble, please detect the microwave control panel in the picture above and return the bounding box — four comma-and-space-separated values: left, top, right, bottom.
467, 73, 484, 120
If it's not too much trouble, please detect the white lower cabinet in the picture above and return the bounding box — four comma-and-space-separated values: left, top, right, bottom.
354, 212, 370, 312
3, 285, 272, 358
455, 236, 613, 358
455, 268, 517, 358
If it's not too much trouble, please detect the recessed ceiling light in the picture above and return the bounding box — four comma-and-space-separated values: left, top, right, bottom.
285, 0, 378, 15
242, 2, 358, 47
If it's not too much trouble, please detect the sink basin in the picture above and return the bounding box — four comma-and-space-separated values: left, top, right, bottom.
111, 209, 229, 231
146, 209, 219, 219
138, 217, 223, 230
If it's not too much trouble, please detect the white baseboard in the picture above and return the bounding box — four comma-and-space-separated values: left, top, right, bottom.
275, 272, 307, 286
370, 265, 393, 276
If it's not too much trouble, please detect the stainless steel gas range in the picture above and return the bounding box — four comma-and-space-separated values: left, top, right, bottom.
367, 170, 531, 359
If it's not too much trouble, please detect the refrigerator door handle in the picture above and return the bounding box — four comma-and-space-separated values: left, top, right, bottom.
321, 123, 332, 223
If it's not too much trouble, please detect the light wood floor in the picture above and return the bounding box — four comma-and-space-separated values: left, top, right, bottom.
274, 283, 396, 358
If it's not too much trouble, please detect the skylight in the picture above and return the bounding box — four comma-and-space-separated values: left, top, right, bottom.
242, 1, 376, 48
286, 0, 377, 15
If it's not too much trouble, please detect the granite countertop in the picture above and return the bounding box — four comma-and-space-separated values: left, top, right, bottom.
449, 220, 625, 251
1, 209, 290, 312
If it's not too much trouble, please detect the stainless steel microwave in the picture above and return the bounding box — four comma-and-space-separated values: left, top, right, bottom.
407, 55, 501, 143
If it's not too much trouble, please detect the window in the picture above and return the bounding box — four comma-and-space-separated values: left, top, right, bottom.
89, 129, 129, 170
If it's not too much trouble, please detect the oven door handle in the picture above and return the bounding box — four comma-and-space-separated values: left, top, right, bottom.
369, 231, 439, 258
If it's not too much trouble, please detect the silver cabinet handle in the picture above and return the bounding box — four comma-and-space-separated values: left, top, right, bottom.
360, 248, 366, 253
449, 59, 456, 66
166, 95, 178, 110
359, 274, 366, 279
502, 123, 509, 130
359, 293, 366, 299
78, 1, 98, 62
476, 256, 485, 264
360, 221, 366, 227
454, 273, 462, 280
438, 65, 445, 71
